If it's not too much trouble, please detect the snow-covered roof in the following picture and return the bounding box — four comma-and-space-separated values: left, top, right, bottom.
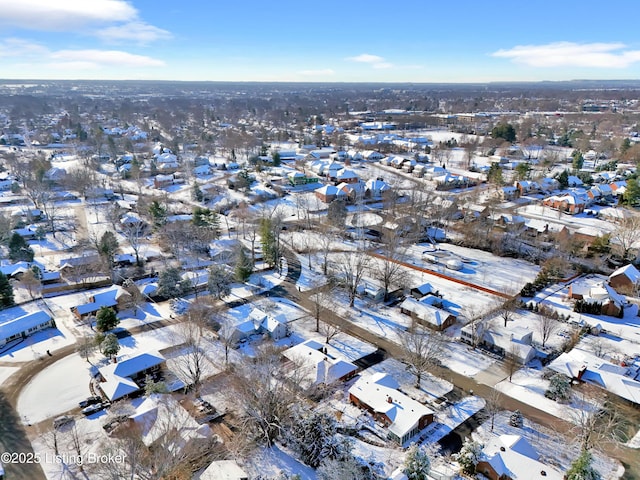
399, 297, 454, 327
412, 283, 434, 296
282, 339, 358, 388
74, 286, 130, 316
482, 435, 564, 480
99, 351, 165, 401
156, 152, 178, 164
0, 311, 52, 344
610, 264, 640, 284
548, 350, 640, 405
336, 168, 359, 180
199, 460, 248, 480
349, 372, 433, 441
0, 261, 31, 277
129, 394, 204, 448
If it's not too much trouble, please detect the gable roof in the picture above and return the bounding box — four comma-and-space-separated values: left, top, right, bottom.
399, 297, 454, 327
348, 372, 433, 441
482, 435, 564, 480
610, 264, 640, 284
0, 311, 52, 343
548, 350, 640, 405
99, 351, 165, 401
282, 339, 358, 388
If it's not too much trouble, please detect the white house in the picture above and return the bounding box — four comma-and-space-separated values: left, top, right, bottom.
0, 311, 55, 348
282, 339, 358, 389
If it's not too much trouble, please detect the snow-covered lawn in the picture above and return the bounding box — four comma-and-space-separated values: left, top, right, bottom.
444, 341, 496, 377
17, 353, 92, 424
0, 365, 19, 385
364, 358, 453, 405
494, 363, 601, 422
406, 242, 540, 295
243, 444, 317, 480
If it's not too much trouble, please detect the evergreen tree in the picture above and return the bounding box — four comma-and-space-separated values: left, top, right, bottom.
260, 217, 278, 268
100, 332, 120, 357
193, 207, 220, 234
0, 271, 15, 308
8, 232, 34, 262
157, 267, 191, 299
272, 152, 281, 166
620, 138, 632, 155
191, 182, 204, 202
510, 410, 524, 427
234, 247, 253, 282
207, 264, 233, 299
403, 443, 430, 480
515, 162, 531, 180
98, 230, 119, 269
96, 306, 119, 332
566, 449, 601, 480
623, 177, 640, 206
572, 151, 584, 171
557, 169, 569, 189
287, 409, 343, 468
454, 439, 483, 475
148, 200, 167, 228
487, 162, 504, 186
545, 373, 572, 402
491, 123, 516, 143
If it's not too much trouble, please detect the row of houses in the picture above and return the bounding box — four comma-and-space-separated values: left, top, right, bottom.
314, 178, 391, 203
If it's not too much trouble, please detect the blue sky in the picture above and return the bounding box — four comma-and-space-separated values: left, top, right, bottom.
1, 0, 640, 82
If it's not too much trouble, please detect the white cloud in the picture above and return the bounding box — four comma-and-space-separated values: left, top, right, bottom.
50, 49, 165, 67
346, 53, 394, 70
347, 53, 385, 64
0, 0, 137, 30
95, 21, 172, 45
492, 42, 640, 68
0, 38, 48, 57
298, 68, 335, 76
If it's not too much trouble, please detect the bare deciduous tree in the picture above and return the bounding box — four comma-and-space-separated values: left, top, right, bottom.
309, 281, 333, 332
121, 219, 146, 266
319, 321, 340, 345
611, 215, 640, 261
496, 298, 517, 327
399, 326, 445, 388
537, 305, 560, 348
231, 345, 296, 446
332, 250, 370, 307
373, 228, 407, 301
504, 344, 522, 382
175, 319, 209, 396
569, 385, 625, 452
483, 388, 503, 432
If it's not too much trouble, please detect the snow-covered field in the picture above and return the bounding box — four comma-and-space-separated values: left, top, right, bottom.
17, 353, 92, 424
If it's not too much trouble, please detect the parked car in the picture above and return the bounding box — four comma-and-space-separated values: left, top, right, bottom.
79, 396, 102, 408
53, 415, 74, 429
81, 403, 105, 416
